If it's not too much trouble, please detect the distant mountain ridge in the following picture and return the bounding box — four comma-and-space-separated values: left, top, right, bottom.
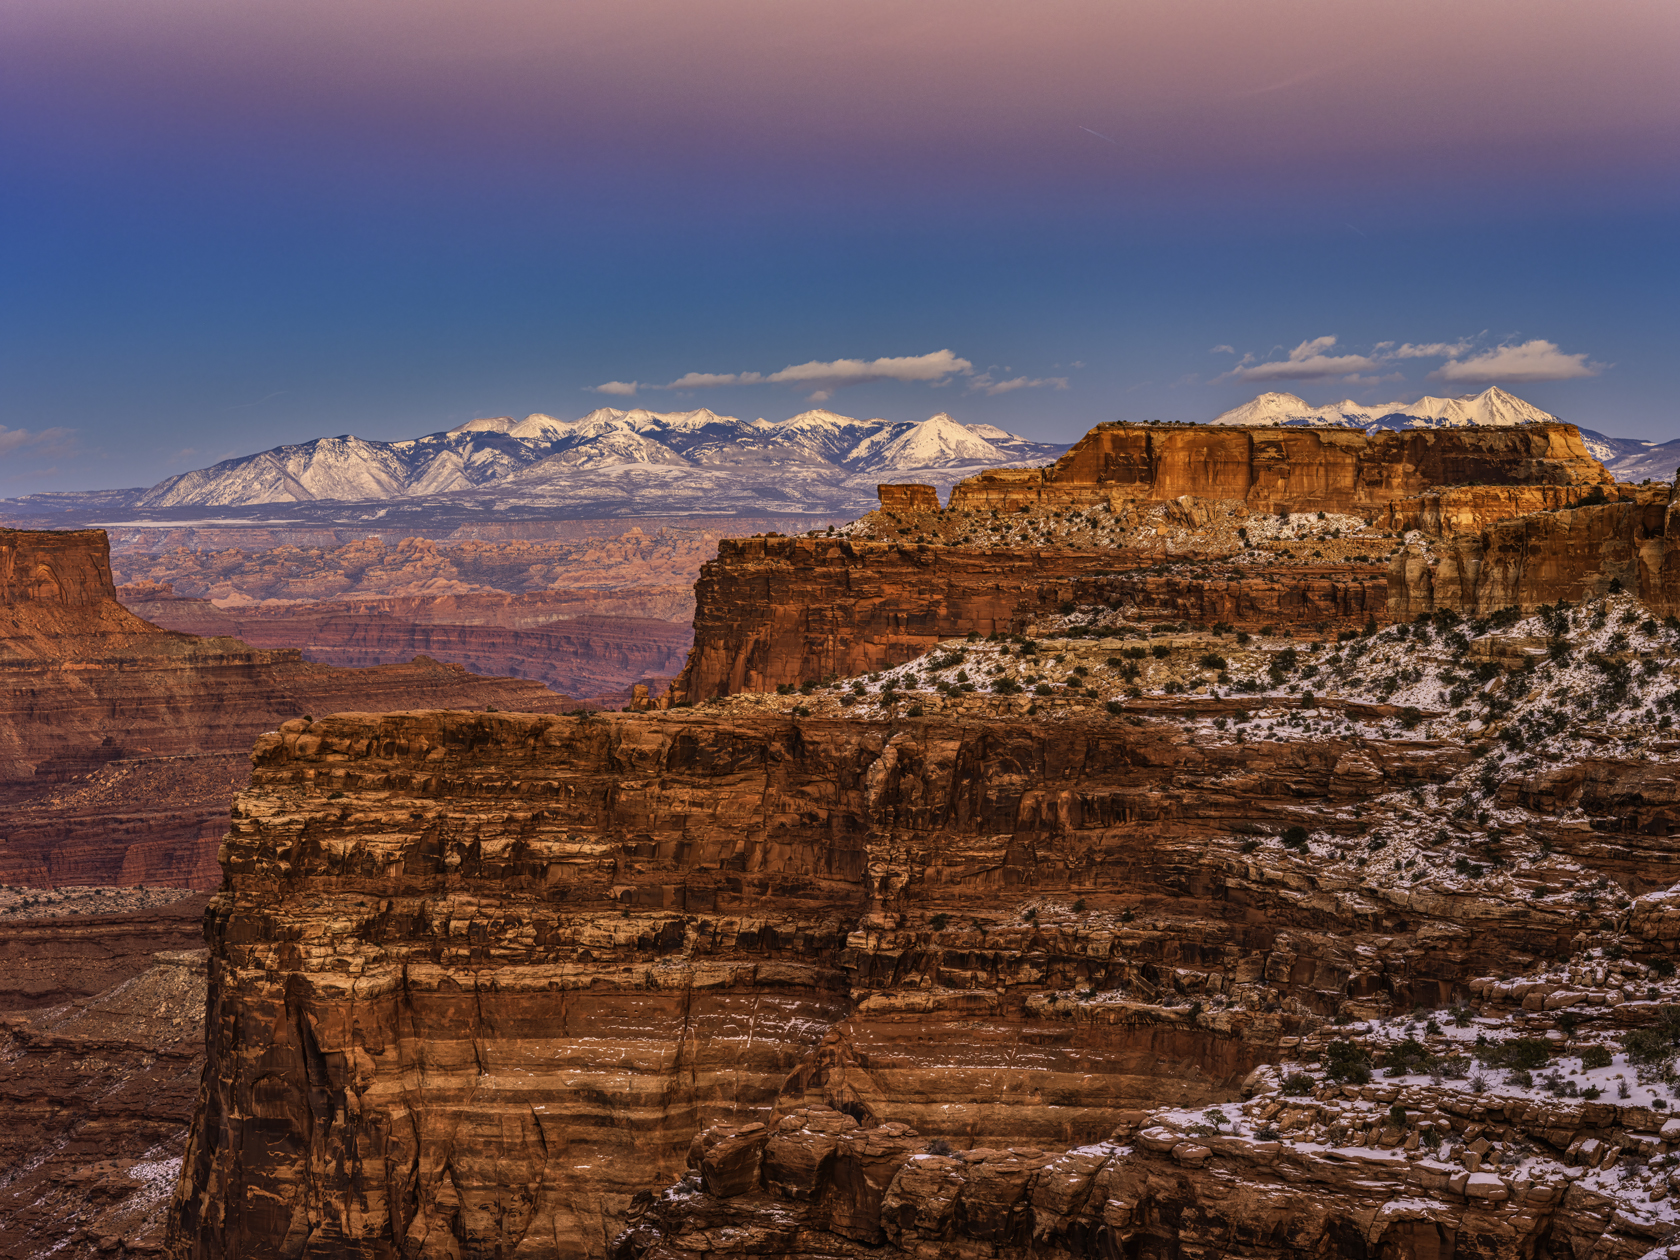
0, 409, 1065, 525
1212, 386, 1678, 484
1210, 386, 1559, 430
7, 389, 1673, 531
133, 409, 1062, 511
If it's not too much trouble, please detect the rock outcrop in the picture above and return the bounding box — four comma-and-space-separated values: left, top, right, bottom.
0, 527, 572, 888
163, 701, 1639, 1258
673, 538, 1131, 700
947, 422, 1610, 515
1388, 497, 1676, 619
1074, 564, 1388, 630
618, 1098, 1673, 1260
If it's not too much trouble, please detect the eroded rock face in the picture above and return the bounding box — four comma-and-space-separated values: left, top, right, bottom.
0, 909, 211, 1260
947, 423, 1609, 515
618, 1104, 1666, 1260
673, 538, 1130, 700
1388, 499, 1674, 619
0, 527, 573, 888
1073, 565, 1388, 630
165, 705, 1617, 1258
1375, 485, 1605, 536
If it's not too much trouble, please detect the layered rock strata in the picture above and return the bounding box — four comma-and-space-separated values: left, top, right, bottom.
0, 527, 572, 887
619, 1094, 1674, 1260
673, 538, 1133, 700
947, 422, 1609, 515
1072, 564, 1388, 631
163, 701, 1627, 1258
123, 590, 692, 704
1389, 496, 1677, 620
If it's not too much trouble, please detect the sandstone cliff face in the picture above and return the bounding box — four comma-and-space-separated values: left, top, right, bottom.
1374, 485, 1609, 536
1073, 565, 1388, 630
947, 423, 1609, 515
0, 528, 573, 888
1388, 500, 1673, 620
619, 1098, 1669, 1260
163, 702, 1643, 1259
673, 538, 1130, 700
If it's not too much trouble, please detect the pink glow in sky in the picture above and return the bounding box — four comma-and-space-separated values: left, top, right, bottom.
6, 0, 1676, 208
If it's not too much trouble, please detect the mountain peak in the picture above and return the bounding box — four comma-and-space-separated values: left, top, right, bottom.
1212, 388, 1557, 430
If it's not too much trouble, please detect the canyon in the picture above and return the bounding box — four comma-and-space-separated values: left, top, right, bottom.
0, 526, 573, 890
107, 527, 717, 706
153, 419, 1680, 1259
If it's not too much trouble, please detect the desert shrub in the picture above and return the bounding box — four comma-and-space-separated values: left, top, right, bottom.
1324, 1040, 1372, 1084
1383, 1037, 1432, 1077
1280, 1072, 1315, 1096
1488, 1037, 1551, 1070
1581, 1045, 1613, 1069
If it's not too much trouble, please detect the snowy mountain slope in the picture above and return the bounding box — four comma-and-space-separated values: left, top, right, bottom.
125, 408, 1069, 514
848, 412, 1008, 470
1574, 431, 1680, 483
1211, 386, 1558, 430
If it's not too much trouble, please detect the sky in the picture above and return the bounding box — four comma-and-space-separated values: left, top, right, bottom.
2, 0, 1677, 492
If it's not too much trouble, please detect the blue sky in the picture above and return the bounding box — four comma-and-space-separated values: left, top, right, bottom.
2, 0, 1676, 491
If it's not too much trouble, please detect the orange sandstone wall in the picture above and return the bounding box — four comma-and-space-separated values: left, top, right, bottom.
672, 537, 1129, 700
948, 422, 1610, 515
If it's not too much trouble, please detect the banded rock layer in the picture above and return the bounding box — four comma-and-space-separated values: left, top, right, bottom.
124, 590, 692, 704
0, 527, 571, 887
166, 705, 1617, 1258
947, 423, 1608, 515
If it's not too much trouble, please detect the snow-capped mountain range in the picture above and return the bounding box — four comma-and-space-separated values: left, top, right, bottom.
1211, 386, 1678, 483
1210, 386, 1558, 430
5, 388, 1671, 529
108, 410, 1068, 519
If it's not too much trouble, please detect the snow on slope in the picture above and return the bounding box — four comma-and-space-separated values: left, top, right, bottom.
133, 408, 1067, 511
1211, 386, 1558, 430
851, 412, 1008, 470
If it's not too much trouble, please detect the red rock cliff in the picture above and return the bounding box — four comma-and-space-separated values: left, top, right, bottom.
0, 527, 573, 888
948, 422, 1609, 514
166, 706, 1656, 1258
671, 537, 1131, 700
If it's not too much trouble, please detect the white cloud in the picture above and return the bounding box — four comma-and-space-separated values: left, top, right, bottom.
665, 372, 752, 389
0, 425, 75, 457
660, 349, 973, 401
1393, 339, 1475, 359
1220, 336, 1382, 383
589, 380, 640, 396
1215, 332, 1599, 387
1431, 339, 1603, 383
969, 373, 1069, 396
1209, 344, 1235, 355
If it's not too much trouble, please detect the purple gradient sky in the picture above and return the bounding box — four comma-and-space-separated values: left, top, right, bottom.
2, 0, 1677, 490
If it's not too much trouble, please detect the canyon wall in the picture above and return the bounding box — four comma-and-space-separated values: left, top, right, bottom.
0, 527, 573, 888
672, 538, 1131, 700
1388, 497, 1680, 620
123, 589, 693, 704
1073, 564, 1388, 631
948, 422, 1609, 515
167, 705, 1676, 1258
